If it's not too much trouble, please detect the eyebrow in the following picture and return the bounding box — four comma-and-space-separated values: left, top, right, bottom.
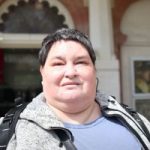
51, 56, 64, 61
51, 55, 90, 60
75, 56, 90, 60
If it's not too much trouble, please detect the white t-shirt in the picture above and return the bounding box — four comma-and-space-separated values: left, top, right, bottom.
64, 117, 142, 150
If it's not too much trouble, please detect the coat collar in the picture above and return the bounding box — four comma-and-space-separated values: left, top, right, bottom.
20, 91, 116, 130
20, 93, 64, 129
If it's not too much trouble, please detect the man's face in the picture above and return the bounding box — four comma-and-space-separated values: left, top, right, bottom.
40, 40, 96, 113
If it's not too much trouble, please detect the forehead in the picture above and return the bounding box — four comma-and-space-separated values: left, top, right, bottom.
48, 40, 90, 57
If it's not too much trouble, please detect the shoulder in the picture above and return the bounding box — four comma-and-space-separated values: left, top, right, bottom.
96, 91, 150, 133
8, 119, 61, 149
96, 91, 150, 149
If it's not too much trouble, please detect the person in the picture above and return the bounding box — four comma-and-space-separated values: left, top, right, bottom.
6, 28, 150, 150
135, 63, 150, 93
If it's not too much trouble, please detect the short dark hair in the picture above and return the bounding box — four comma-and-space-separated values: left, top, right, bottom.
39, 28, 96, 66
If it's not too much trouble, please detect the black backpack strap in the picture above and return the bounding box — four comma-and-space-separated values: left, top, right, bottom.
0, 97, 28, 150
0, 97, 77, 150
121, 104, 150, 142
23, 118, 77, 150
53, 128, 77, 150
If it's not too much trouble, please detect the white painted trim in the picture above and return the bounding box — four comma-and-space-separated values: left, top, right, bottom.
0, 33, 46, 48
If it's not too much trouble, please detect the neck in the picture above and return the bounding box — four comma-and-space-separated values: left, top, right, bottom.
49, 101, 101, 124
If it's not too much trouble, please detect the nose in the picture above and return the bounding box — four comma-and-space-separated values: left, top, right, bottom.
64, 64, 77, 78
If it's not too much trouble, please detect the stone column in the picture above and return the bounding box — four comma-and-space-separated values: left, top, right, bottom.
89, 0, 115, 59
89, 0, 120, 101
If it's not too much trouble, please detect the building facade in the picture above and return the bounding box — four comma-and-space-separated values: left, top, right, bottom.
0, 0, 149, 120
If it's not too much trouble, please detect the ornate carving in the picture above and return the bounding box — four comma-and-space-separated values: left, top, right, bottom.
0, 0, 68, 33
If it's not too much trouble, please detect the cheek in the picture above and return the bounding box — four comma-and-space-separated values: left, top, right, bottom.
42, 68, 63, 85
81, 68, 96, 84
81, 69, 96, 97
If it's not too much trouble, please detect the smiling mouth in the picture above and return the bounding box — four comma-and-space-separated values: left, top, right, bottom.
62, 82, 80, 86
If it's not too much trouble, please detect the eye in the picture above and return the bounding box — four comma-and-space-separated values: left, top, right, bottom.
51, 61, 64, 66
54, 63, 63, 66
76, 61, 88, 65
77, 61, 85, 64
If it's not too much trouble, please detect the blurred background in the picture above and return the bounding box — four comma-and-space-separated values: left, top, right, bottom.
0, 0, 149, 120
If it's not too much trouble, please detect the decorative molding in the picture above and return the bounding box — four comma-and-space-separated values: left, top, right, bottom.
112, 0, 139, 58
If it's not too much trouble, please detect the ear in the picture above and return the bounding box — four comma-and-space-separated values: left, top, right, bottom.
40, 66, 44, 76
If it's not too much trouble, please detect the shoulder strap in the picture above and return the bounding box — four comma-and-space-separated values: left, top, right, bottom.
23, 118, 77, 150
0, 97, 77, 150
121, 104, 150, 142
0, 97, 28, 150
53, 128, 77, 150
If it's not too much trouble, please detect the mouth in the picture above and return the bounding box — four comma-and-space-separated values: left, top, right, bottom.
62, 82, 80, 86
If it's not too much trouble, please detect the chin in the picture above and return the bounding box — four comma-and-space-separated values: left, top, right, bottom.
62, 94, 80, 100
59, 92, 82, 101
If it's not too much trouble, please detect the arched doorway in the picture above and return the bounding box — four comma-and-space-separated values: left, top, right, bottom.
0, 0, 74, 116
